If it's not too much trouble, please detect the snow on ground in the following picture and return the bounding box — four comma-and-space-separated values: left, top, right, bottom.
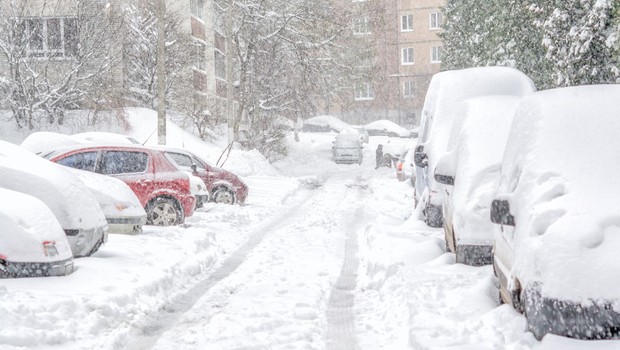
1, 113, 619, 349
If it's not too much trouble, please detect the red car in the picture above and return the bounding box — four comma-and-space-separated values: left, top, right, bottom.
45, 145, 195, 226
158, 147, 248, 205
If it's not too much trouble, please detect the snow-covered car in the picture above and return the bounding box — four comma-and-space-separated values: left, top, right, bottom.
159, 147, 248, 205
45, 144, 196, 226
395, 147, 415, 183
0, 140, 108, 257
433, 95, 521, 266
302, 115, 350, 132
490, 85, 620, 340
364, 120, 411, 137
354, 127, 370, 144
20, 131, 83, 156
413, 67, 535, 227
0, 188, 74, 278
68, 169, 147, 234
332, 133, 363, 165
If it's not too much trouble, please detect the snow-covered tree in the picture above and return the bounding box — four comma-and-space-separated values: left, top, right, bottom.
221, 0, 367, 159
533, 0, 620, 86
122, 3, 193, 109
0, 0, 120, 129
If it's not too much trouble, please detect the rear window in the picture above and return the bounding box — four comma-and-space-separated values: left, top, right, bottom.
56, 151, 98, 172
100, 151, 148, 175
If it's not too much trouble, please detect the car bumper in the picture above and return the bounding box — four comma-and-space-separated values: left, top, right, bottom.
524, 284, 620, 340
0, 257, 74, 278
106, 215, 147, 234
65, 225, 108, 258
195, 194, 209, 208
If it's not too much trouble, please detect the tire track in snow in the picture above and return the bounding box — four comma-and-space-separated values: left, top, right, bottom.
326, 179, 368, 350
124, 183, 323, 350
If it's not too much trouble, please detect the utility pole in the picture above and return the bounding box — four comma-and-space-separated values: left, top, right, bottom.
156, 0, 167, 145
226, 0, 234, 144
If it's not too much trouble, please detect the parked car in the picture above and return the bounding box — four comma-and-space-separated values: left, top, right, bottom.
0, 188, 74, 278
395, 147, 415, 183
413, 67, 535, 227
159, 147, 248, 205
490, 85, 620, 339
354, 127, 370, 144
332, 133, 363, 165
188, 173, 209, 208
433, 95, 521, 266
0, 140, 108, 257
44, 145, 196, 226
68, 168, 147, 234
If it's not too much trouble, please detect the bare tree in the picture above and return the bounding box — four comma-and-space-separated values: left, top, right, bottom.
0, 0, 121, 129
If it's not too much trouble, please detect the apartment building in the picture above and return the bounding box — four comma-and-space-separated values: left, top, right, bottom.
341, 0, 445, 128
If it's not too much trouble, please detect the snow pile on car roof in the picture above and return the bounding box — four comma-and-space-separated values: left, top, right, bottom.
303, 115, 350, 132
364, 120, 411, 137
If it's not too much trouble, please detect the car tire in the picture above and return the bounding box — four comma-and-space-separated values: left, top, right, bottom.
146, 197, 184, 226
213, 187, 236, 205
425, 202, 443, 228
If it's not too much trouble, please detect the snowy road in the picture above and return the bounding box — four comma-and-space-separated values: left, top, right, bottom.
2, 133, 619, 350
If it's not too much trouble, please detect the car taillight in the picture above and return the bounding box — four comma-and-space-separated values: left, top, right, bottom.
43, 241, 59, 257
398, 163, 403, 171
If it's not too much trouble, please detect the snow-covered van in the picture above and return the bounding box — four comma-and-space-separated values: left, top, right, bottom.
490, 85, 620, 339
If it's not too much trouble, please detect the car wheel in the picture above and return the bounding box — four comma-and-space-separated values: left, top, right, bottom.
146, 197, 184, 226
425, 202, 443, 228
213, 187, 236, 205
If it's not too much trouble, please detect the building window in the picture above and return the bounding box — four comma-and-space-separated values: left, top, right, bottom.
431, 46, 442, 63
22, 17, 78, 59
214, 49, 226, 80
193, 40, 206, 71
403, 81, 414, 98
355, 83, 374, 100
353, 17, 371, 35
191, 0, 204, 20
213, 0, 225, 34
402, 47, 414, 65
430, 12, 442, 29
401, 14, 413, 31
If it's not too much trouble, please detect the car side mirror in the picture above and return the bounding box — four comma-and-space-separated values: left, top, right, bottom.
434, 173, 454, 186
413, 145, 427, 168
191, 164, 198, 174
490, 199, 515, 226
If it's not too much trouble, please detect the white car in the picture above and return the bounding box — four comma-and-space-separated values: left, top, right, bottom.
413, 67, 535, 227
332, 133, 363, 164
433, 95, 521, 266
68, 169, 147, 234
0, 140, 108, 257
0, 188, 74, 278
490, 85, 620, 339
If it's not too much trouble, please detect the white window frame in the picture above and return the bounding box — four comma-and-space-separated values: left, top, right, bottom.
355, 83, 374, 101
401, 14, 413, 32
353, 17, 371, 35
23, 17, 78, 59
401, 47, 414, 65
431, 46, 442, 63
403, 81, 414, 98
430, 12, 442, 30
